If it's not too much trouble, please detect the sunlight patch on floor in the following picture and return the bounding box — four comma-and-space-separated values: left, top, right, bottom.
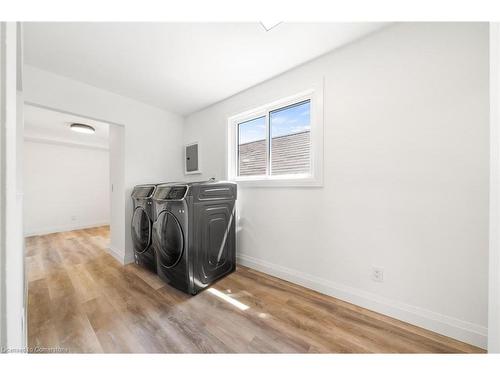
207, 287, 250, 311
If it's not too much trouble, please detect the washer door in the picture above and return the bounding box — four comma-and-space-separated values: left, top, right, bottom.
155, 210, 184, 268
131, 207, 152, 254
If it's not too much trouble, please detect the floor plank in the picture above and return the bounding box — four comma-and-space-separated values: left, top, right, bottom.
26, 226, 485, 353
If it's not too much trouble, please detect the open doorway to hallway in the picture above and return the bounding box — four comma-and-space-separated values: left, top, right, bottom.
23, 105, 111, 238
22, 104, 124, 349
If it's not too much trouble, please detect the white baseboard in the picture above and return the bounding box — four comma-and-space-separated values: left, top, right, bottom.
237, 253, 487, 349
24, 221, 109, 237
107, 246, 135, 265
107, 246, 126, 265
124, 251, 135, 265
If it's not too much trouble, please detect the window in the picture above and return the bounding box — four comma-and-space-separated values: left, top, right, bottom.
238, 116, 266, 176
228, 89, 323, 186
270, 100, 311, 176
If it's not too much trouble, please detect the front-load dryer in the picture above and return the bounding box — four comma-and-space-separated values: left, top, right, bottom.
131, 184, 157, 272
152, 181, 237, 295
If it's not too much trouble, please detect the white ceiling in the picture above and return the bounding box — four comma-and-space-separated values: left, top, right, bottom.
23, 22, 388, 115
24, 104, 109, 149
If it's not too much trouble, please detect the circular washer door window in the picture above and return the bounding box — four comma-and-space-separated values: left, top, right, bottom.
131, 207, 152, 254
156, 211, 184, 268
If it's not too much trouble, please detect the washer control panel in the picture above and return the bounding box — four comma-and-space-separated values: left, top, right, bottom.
166, 186, 187, 200
132, 185, 155, 198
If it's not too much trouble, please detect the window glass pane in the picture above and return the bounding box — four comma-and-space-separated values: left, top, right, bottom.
270, 100, 311, 175
238, 116, 266, 176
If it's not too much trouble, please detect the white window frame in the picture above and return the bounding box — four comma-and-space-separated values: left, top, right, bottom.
227, 88, 323, 187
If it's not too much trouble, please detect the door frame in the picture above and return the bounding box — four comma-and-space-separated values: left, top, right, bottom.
0, 21, 6, 350
1, 21, 24, 351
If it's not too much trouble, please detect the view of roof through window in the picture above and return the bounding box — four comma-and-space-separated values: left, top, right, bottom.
238, 100, 311, 176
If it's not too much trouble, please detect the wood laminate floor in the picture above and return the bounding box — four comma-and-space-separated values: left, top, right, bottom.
26, 226, 484, 353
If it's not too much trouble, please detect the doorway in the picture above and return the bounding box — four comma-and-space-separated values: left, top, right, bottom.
23, 104, 111, 237
22, 103, 125, 349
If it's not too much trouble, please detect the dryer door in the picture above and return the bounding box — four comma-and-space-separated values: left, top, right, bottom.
155, 210, 184, 268
131, 206, 152, 254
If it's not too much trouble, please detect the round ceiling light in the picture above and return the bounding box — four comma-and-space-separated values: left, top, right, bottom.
70, 123, 95, 134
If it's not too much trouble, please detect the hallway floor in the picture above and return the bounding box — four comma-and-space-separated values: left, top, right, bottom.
26, 227, 484, 353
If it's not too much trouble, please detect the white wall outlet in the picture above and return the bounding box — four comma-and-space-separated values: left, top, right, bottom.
71, 215, 76, 222
372, 267, 384, 282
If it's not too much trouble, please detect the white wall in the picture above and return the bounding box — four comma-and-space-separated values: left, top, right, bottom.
489, 22, 500, 354
23, 65, 185, 264
23, 140, 110, 236
184, 23, 490, 348
109, 124, 126, 259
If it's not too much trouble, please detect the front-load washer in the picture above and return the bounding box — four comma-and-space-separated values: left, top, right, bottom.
152, 181, 237, 295
131, 184, 157, 272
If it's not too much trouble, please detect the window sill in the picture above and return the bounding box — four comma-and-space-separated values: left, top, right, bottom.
230, 175, 323, 188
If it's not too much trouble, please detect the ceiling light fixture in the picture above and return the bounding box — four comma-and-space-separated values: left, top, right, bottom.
259, 21, 282, 32
70, 123, 95, 134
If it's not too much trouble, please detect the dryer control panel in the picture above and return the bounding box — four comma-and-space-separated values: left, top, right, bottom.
155, 185, 188, 200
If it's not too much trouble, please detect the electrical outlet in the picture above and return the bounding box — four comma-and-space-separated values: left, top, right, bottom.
71, 215, 76, 222
372, 267, 384, 282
